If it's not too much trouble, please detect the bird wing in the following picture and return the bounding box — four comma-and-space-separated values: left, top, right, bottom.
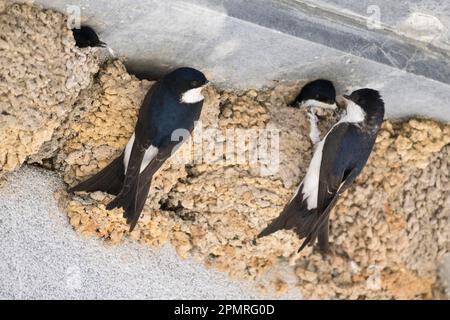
318, 123, 367, 211
105, 82, 200, 231
69, 153, 125, 195
105, 135, 148, 220
258, 182, 319, 239
298, 123, 368, 251
117, 130, 192, 231
69, 85, 161, 199
128, 138, 179, 231
259, 122, 369, 252
105, 85, 160, 229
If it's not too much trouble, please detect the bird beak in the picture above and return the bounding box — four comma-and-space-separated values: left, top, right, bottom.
203, 80, 211, 87
98, 41, 107, 48
343, 94, 351, 99
335, 96, 347, 109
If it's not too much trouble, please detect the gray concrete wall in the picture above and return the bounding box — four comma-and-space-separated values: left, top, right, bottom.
307, 0, 450, 51
17, 0, 450, 121
0, 166, 299, 299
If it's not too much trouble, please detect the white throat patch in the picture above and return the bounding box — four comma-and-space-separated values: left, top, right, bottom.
338, 99, 366, 124
181, 87, 204, 104
300, 99, 337, 110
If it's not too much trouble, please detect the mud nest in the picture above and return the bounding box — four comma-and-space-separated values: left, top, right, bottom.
1, 3, 449, 299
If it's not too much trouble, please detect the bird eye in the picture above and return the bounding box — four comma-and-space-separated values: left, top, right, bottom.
191, 80, 199, 87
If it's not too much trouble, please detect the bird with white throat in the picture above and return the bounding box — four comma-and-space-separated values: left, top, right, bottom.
290, 79, 338, 145
70, 67, 209, 231
259, 86, 385, 253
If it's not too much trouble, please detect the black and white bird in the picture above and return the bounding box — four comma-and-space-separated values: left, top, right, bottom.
259, 88, 385, 253
72, 26, 107, 48
290, 79, 337, 110
290, 79, 338, 145
70, 67, 209, 231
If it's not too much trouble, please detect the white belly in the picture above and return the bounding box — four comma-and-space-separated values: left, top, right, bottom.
123, 133, 159, 174
302, 140, 324, 210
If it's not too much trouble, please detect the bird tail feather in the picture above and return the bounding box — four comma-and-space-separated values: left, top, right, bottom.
258, 193, 319, 250
106, 157, 161, 232
297, 192, 340, 252
69, 154, 124, 196
317, 219, 329, 252
258, 183, 336, 252
127, 179, 152, 231
105, 178, 151, 232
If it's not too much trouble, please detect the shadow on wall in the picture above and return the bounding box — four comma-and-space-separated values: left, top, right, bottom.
116, 0, 231, 81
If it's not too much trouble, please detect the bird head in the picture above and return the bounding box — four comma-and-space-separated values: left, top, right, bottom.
72, 26, 106, 48
290, 79, 337, 110
343, 88, 385, 119
165, 67, 209, 104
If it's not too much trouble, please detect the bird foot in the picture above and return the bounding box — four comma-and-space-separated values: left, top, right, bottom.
307, 108, 321, 145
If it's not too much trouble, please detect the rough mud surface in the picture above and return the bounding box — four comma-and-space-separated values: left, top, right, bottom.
0, 2, 99, 174
1, 3, 449, 299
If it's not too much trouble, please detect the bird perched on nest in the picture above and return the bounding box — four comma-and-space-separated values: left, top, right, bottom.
72, 26, 107, 48
70, 67, 209, 231
290, 79, 338, 145
290, 79, 337, 110
259, 81, 385, 253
